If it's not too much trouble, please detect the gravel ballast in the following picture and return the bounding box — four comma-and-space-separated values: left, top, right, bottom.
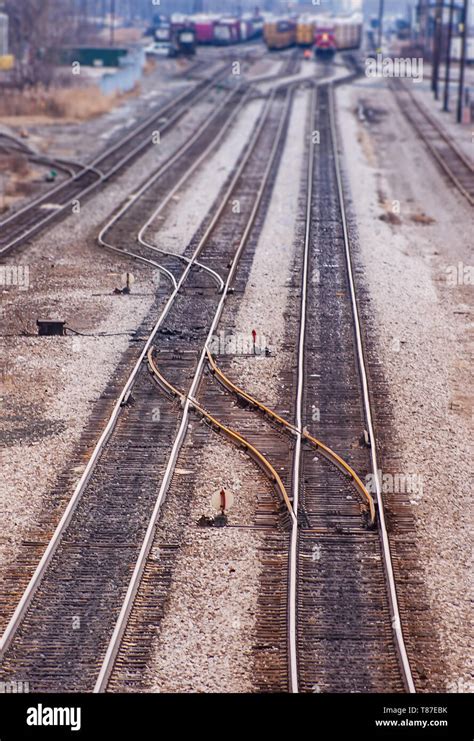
337, 78, 472, 693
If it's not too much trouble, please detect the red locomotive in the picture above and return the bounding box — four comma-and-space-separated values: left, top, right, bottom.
314, 24, 337, 56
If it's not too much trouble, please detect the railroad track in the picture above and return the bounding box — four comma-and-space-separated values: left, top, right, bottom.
390, 78, 474, 206
98, 83, 251, 288
0, 73, 417, 694
100, 82, 416, 694
0, 63, 234, 256
0, 130, 94, 183
148, 83, 416, 693
281, 49, 302, 78
293, 84, 414, 693
0, 87, 293, 692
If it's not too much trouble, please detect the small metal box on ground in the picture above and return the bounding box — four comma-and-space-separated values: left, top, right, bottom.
36, 319, 66, 336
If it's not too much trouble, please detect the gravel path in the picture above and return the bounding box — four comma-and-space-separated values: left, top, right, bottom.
337, 78, 472, 693
147, 433, 269, 694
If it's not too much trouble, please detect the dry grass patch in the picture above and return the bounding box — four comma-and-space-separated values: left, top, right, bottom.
410, 211, 436, 225
0, 85, 121, 122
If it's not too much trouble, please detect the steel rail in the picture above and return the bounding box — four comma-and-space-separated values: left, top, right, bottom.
205, 349, 376, 523
0, 67, 232, 256
0, 86, 282, 667
137, 87, 291, 289
93, 89, 291, 692
401, 83, 474, 173
391, 82, 473, 207
99, 85, 250, 289
147, 349, 294, 516
0, 131, 102, 180
100, 243, 178, 290
0, 72, 218, 229
328, 82, 416, 694
0, 91, 195, 255
287, 83, 316, 693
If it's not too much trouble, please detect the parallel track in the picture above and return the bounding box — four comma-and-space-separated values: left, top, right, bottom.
0, 64, 418, 695
0, 64, 232, 256
391, 78, 474, 206
173, 83, 416, 693
0, 87, 293, 692
293, 84, 415, 693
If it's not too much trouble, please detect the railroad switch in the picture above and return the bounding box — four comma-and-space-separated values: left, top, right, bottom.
366, 513, 378, 531
36, 319, 66, 337
120, 391, 135, 407
213, 513, 228, 527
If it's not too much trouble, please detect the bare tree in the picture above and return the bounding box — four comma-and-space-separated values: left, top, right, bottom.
5, 0, 76, 88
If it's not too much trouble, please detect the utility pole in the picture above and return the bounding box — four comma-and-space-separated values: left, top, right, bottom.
432, 0, 444, 100
457, 0, 468, 123
417, 0, 426, 54
442, 0, 455, 111
110, 0, 115, 46
378, 0, 384, 50
421, 0, 430, 56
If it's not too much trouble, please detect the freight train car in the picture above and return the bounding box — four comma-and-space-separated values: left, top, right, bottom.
212, 15, 264, 45
214, 18, 241, 45
245, 14, 264, 38
170, 12, 187, 32
151, 22, 177, 57
296, 15, 315, 46
239, 18, 252, 41
334, 16, 363, 51
169, 13, 197, 54
264, 18, 296, 51
239, 16, 258, 41
314, 16, 362, 55
192, 14, 218, 44
176, 26, 196, 55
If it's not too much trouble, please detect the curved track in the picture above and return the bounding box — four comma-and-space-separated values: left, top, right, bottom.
181, 82, 416, 693
0, 64, 232, 256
